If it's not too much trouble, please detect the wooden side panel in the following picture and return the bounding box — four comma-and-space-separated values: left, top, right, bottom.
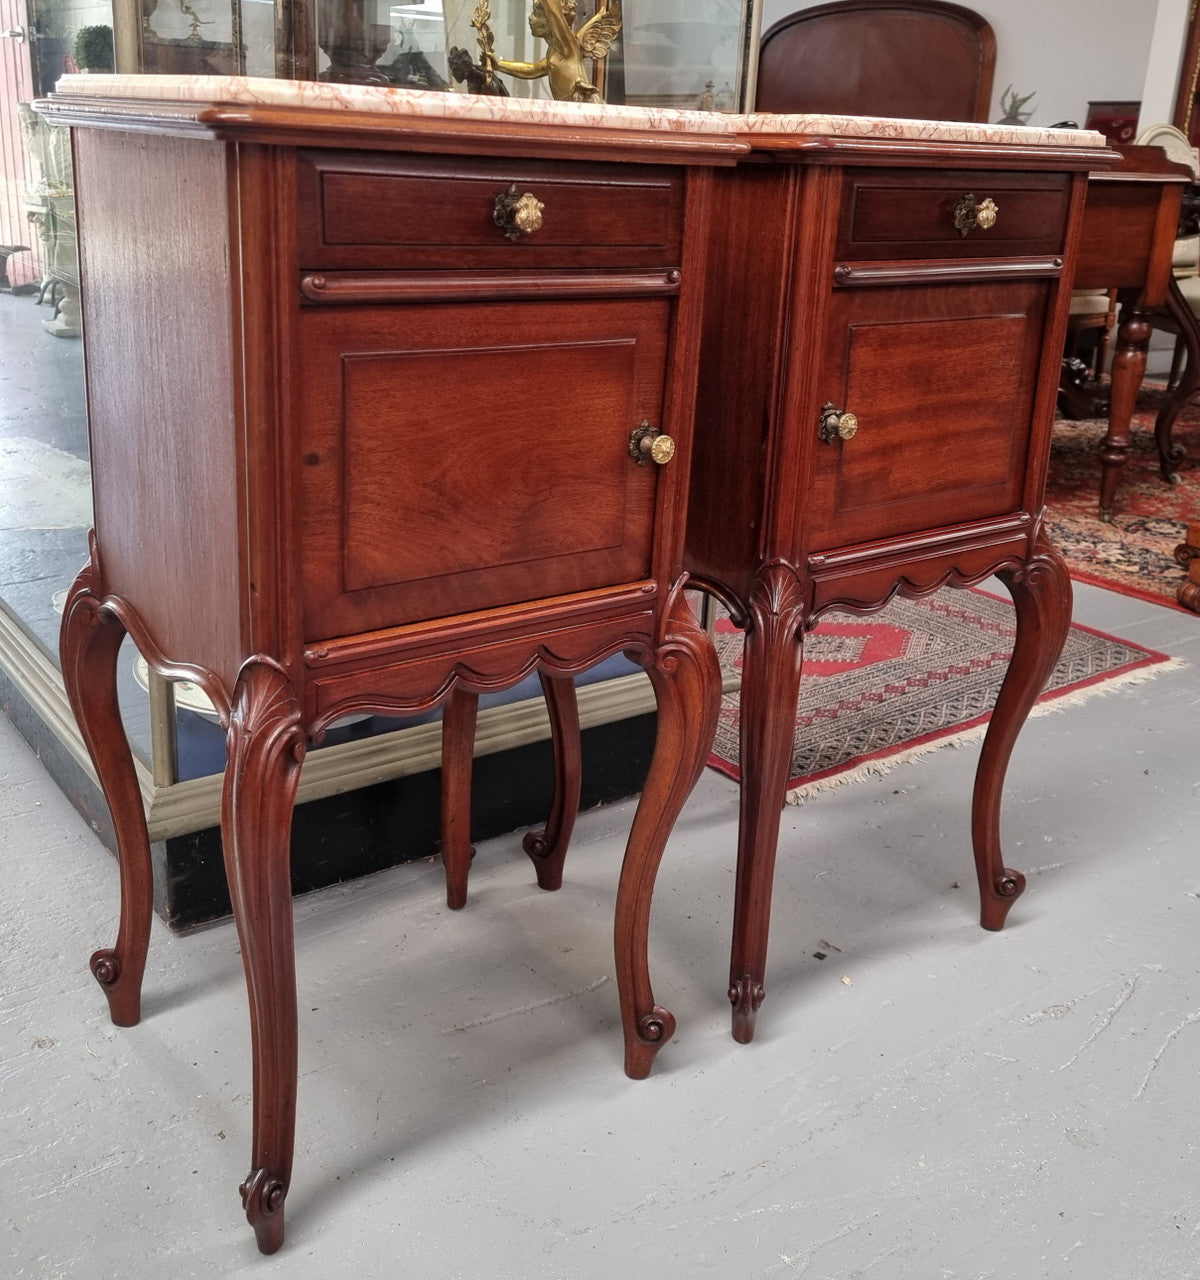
74, 130, 245, 691
685, 164, 795, 604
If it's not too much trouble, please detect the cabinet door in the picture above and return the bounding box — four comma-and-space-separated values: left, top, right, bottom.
808, 280, 1051, 552
297, 298, 670, 638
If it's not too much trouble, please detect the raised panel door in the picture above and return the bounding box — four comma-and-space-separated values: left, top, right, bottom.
808, 280, 1051, 552
298, 297, 671, 638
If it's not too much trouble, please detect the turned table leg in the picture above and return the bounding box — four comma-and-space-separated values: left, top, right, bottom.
60, 559, 153, 1028
523, 672, 581, 892
971, 535, 1072, 930
1099, 299, 1152, 521
726, 564, 806, 1045
221, 657, 305, 1255
440, 687, 478, 910
615, 591, 721, 1079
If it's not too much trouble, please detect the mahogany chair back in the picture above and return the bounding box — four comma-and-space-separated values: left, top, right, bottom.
755, 0, 996, 122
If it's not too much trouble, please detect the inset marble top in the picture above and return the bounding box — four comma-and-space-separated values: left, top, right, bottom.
50, 75, 1108, 151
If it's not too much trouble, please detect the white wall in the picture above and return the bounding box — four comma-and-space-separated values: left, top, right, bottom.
758, 0, 1160, 127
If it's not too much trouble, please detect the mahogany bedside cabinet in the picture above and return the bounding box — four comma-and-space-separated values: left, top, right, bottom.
39, 74, 743, 1253
690, 114, 1116, 1041
522, 114, 1117, 1044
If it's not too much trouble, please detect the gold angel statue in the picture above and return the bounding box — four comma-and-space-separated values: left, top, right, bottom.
488, 0, 622, 103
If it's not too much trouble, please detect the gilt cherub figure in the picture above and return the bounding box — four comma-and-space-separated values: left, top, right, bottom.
489, 0, 622, 104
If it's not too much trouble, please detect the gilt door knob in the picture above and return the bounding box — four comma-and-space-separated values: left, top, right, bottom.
629, 421, 676, 465
494, 185, 546, 240
818, 402, 859, 443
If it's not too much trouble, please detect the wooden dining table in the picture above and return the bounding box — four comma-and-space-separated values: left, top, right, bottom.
1073, 144, 1192, 520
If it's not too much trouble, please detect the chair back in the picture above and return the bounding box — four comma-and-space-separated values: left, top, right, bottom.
756, 0, 995, 122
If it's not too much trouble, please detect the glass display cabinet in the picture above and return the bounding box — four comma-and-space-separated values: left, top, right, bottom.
0, 0, 759, 926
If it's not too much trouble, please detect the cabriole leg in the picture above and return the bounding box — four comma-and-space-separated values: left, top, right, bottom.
726, 564, 806, 1044
523, 672, 581, 891
615, 592, 721, 1080
440, 687, 478, 910
972, 536, 1072, 930
221, 658, 305, 1255
59, 560, 152, 1027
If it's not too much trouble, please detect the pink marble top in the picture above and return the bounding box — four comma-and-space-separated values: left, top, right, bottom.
52, 75, 1108, 151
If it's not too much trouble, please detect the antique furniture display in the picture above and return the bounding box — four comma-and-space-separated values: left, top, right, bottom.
40, 74, 741, 1253
755, 0, 995, 122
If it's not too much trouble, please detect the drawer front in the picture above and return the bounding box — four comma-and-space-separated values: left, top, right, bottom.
298, 297, 670, 639
297, 151, 684, 271
837, 169, 1071, 261
808, 279, 1051, 552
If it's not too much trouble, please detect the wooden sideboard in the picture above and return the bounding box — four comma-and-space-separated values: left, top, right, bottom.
41, 80, 743, 1253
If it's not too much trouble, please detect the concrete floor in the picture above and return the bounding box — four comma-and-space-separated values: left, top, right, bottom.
2, 580, 1198, 1279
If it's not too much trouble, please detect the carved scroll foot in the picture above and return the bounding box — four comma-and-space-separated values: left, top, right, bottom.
728, 974, 766, 1045
440, 688, 478, 910
522, 672, 581, 892
240, 1167, 287, 1255
624, 1006, 678, 1081
60, 558, 153, 1028
727, 563, 807, 1044
615, 591, 720, 1079
222, 658, 305, 1255
972, 534, 1071, 931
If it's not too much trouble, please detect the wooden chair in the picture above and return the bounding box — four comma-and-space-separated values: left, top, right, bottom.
755, 0, 995, 122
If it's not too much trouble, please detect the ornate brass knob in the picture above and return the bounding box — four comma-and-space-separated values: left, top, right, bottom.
818, 402, 859, 444
629, 421, 676, 465
952, 194, 999, 237
493, 184, 545, 241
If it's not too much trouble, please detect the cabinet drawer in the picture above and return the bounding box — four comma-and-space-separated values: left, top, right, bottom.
837, 169, 1071, 261
297, 151, 684, 272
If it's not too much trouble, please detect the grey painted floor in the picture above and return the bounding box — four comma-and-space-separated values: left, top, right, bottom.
3, 581, 1199, 1279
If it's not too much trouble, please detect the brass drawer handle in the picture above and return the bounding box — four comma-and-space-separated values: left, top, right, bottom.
952, 193, 999, 237
629, 421, 676, 465
818, 402, 858, 444
494, 184, 545, 241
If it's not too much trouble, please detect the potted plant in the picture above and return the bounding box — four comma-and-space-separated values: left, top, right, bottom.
74, 25, 114, 72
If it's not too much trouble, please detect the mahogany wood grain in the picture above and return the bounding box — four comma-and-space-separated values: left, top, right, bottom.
685, 154, 1099, 1044
756, 0, 995, 123
616, 590, 721, 1079
51, 95, 730, 1252
221, 657, 305, 1256
59, 558, 153, 1028
522, 671, 582, 892
972, 533, 1072, 929
837, 168, 1070, 260
1074, 146, 1190, 519
440, 687, 478, 910
297, 151, 685, 272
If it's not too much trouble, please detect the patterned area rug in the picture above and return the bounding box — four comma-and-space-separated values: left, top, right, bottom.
707, 588, 1176, 803
1045, 383, 1199, 609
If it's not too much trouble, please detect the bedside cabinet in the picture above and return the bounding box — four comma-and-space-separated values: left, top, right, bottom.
686, 124, 1115, 1042
42, 78, 743, 1253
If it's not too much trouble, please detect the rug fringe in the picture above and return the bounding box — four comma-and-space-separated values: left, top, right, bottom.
783, 655, 1187, 806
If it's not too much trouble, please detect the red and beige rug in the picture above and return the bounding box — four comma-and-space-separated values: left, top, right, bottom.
707, 588, 1177, 803
1045, 384, 1199, 609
